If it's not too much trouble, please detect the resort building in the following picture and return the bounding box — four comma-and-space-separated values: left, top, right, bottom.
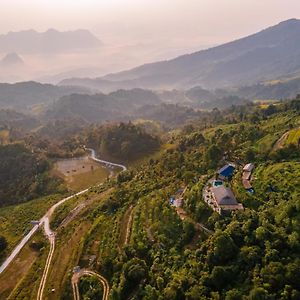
243, 163, 255, 172
211, 186, 243, 214
242, 163, 255, 192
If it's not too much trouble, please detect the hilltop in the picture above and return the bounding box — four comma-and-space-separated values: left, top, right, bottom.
0, 81, 90, 113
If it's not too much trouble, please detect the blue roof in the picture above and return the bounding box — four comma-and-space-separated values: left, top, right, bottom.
218, 164, 235, 177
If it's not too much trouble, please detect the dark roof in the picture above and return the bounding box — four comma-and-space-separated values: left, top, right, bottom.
212, 186, 238, 205
218, 164, 235, 177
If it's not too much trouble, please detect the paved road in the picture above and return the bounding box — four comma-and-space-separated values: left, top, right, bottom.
0, 224, 40, 274
36, 188, 90, 300
87, 148, 127, 171
0, 189, 90, 276
0, 148, 125, 282
36, 147, 125, 299
72, 269, 110, 300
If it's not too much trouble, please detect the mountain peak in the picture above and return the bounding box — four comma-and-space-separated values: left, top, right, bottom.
267, 18, 300, 32
1, 52, 24, 66
45, 28, 59, 34
278, 18, 300, 25
0, 29, 102, 54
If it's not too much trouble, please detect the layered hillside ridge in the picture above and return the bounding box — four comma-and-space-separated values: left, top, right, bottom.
60, 19, 300, 90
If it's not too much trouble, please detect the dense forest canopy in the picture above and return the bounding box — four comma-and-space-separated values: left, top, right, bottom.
0, 143, 62, 206
1, 96, 300, 299
68, 97, 300, 299
86, 122, 161, 161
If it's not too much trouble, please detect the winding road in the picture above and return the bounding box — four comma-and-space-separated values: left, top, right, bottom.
72, 269, 110, 300
87, 148, 127, 171
0, 149, 126, 299
0, 188, 88, 276
36, 188, 89, 300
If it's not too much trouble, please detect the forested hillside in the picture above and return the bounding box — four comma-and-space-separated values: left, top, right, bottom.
0, 143, 62, 206
0, 81, 89, 113
84, 98, 300, 299
2, 97, 300, 299
0, 109, 38, 131
86, 122, 161, 161
8, 97, 296, 299
45, 89, 161, 123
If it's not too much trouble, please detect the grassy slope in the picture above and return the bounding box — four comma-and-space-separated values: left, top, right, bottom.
0, 195, 62, 258
66, 167, 109, 191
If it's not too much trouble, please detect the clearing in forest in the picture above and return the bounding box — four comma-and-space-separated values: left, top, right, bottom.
54, 156, 109, 190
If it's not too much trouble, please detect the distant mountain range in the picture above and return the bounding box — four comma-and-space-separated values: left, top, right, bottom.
0, 109, 38, 130
60, 19, 300, 91
162, 77, 300, 109
1, 74, 299, 121
0, 29, 102, 54
0, 81, 90, 112
45, 89, 162, 123
48, 76, 300, 123
43, 89, 210, 128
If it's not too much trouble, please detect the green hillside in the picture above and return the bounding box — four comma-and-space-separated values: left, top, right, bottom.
2, 97, 300, 299
0, 143, 63, 207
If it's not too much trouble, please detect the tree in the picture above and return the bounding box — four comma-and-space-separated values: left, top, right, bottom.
183, 171, 194, 184
206, 145, 222, 167
0, 236, 7, 252
225, 289, 243, 300
78, 276, 103, 300
210, 266, 233, 289
207, 231, 238, 265
245, 148, 256, 161
182, 221, 195, 244
248, 287, 268, 300
124, 258, 147, 285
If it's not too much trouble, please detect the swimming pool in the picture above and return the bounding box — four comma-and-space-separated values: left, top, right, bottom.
213, 180, 224, 187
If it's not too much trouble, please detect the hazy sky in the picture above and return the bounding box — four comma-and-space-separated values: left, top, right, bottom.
1, 0, 300, 82
1, 0, 300, 46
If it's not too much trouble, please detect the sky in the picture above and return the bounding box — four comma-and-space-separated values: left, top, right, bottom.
0, 0, 300, 82
1, 0, 300, 45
